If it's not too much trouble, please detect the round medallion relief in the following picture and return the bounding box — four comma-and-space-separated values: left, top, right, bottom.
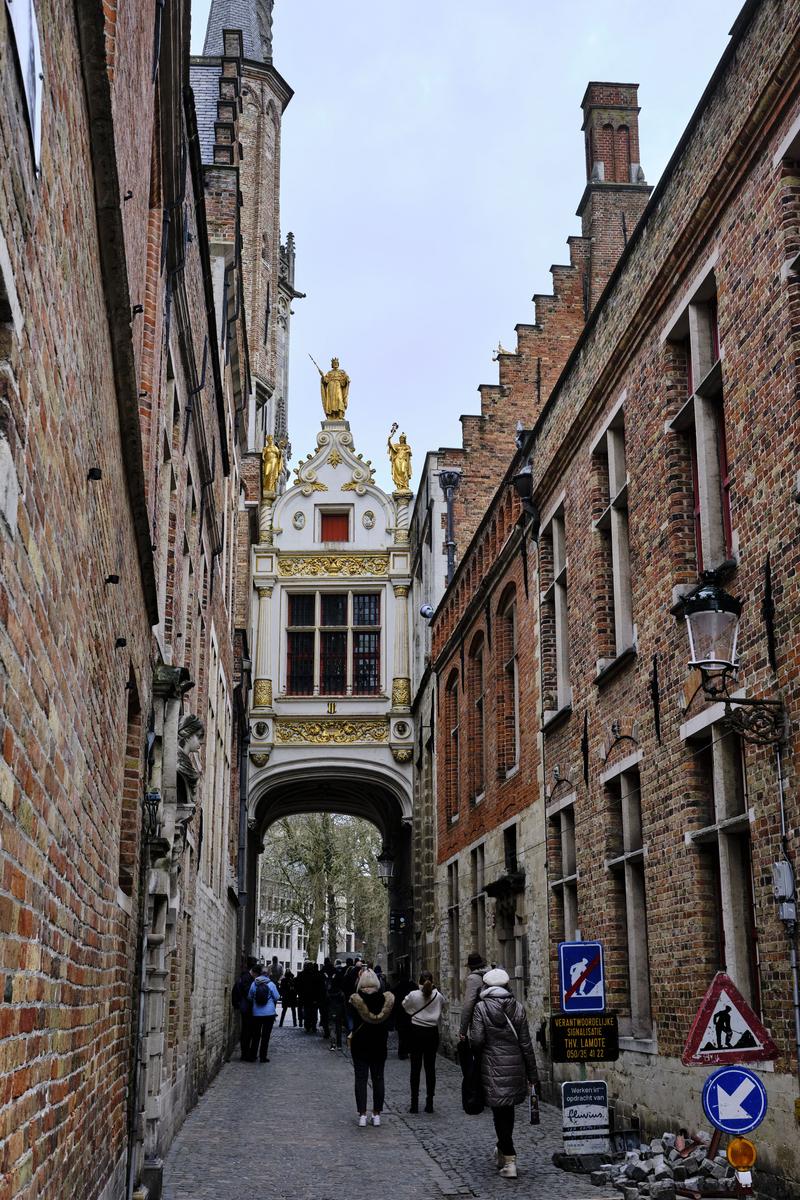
362, 511, 375, 530
394, 721, 411, 739
292, 512, 306, 530
253, 721, 269, 739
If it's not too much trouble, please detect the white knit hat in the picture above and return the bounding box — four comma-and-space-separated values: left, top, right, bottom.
357, 968, 381, 993
483, 968, 510, 987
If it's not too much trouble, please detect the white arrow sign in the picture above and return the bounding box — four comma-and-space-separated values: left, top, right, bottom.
716, 1077, 756, 1121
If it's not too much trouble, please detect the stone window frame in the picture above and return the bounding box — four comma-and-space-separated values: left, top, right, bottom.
600, 750, 654, 1044
496, 585, 520, 777
284, 588, 384, 697
590, 393, 635, 675
662, 257, 735, 574
540, 500, 571, 722
467, 632, 486, 802
546, 789, 578, 942
443, 669, 461, 824
679, 705, 760, 1010
447, 858, 461, 999
469, 843, 487, 962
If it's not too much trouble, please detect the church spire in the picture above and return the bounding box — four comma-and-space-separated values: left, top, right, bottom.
203, 0, 274, 62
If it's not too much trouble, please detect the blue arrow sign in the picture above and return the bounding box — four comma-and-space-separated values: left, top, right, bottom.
558, 941, 605, 1012
702, 1066, 768, 1134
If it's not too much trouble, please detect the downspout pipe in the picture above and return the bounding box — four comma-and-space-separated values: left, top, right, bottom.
438, 470, 461, 585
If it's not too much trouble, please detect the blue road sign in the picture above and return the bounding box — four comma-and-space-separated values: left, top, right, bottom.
701, 1066, 768, 1134
558, 941, 605, 1012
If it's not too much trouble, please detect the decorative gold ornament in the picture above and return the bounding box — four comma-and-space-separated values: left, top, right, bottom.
261, 435, 285, 497
250, 751, 270, 768
391, 677, 411, 707
253, 679, 273, 708
341, 479, 359, 492
277, 554, 389, 578
311, 354, 350, 420
393, 585, 410, 598
391, 747, 413, 764
328, 448, 342, 468
387, 423, 412, 490
257, 586, 273, 600
275, 718, 389, 745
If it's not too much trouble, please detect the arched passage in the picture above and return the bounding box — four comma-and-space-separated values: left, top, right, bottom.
245, 763, 413, 975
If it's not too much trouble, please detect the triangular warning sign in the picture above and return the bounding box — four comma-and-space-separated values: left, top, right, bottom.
682, 972, 779, 1066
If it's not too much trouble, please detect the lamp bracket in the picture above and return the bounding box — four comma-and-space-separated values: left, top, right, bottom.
701, 671, 787, 746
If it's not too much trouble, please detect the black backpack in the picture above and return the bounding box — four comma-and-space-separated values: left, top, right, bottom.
254, 978, 271, 1006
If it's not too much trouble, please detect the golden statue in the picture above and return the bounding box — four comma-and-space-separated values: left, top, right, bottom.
387, 423, 412, 491
261, 434, 284, 496
311, 354, 350, 420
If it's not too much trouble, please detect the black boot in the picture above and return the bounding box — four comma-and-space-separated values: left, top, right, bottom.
424, 1096, 434, 1113
408, 1096, 419, 1113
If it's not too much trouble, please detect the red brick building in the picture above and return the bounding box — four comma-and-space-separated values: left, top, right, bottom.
0, 2, 289, 1197
425, 2, 800, 1190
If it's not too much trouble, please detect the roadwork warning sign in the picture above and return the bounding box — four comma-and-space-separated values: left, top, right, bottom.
550, 1012, 619, 1063
562, 1080, 611, 1154
682, 972, 778, 1066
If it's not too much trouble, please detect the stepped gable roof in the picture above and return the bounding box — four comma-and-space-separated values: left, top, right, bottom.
203, 0, 273, 61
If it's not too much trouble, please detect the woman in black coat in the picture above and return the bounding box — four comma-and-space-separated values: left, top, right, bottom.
348, 969, 395, 1127
468, 967, 539, 1180
279, 969, 298, 1027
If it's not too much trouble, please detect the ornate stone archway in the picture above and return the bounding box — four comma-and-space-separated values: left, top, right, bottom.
245, 763, 413, 974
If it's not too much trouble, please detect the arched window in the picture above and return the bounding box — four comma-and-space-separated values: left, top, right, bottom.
468, 634, 486, 799
497, 588, 519, 775
444, 670, 460, 820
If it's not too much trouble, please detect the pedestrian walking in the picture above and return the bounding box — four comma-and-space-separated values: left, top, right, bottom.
459, 951, 489, 1041
268, 955, 284, 985
246, 965, 280, 1063
468, 967, 540, 1180
231, 959, 257, 1061
348, 968, 394, 1127
342, 956, 362, 1033
402, 970, 444, 1113
328, 960, 347, 1049
279, 968, 298, 1027
316, 962, 331, 1039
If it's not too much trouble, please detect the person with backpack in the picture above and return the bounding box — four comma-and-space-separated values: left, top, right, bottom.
402, 970, 445, 1113
468, 967, 540, 1180
348, 969, 394, 1127
246, 964, 281, 1062
231, 959, 257, 1060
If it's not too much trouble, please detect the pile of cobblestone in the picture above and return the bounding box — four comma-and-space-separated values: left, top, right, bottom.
557, 1132, 738, 1198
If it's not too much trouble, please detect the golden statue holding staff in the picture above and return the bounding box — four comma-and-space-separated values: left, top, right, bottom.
261, 434, 284, 496
387, 423, 412, 491
310, 354, 350, 420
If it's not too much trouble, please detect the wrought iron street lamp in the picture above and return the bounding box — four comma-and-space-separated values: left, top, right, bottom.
143, 789, 162, 841
676, 581, 786, 745
375, 847, 395, 886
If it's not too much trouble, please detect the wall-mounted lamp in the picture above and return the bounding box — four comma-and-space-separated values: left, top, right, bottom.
675, 580, 786, 745
143, 790, 161, 841
375, 847, 395, 886
510, 462, 540, 540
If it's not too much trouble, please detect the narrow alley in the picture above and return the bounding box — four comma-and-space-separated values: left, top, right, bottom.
162, 1025, 616, 1200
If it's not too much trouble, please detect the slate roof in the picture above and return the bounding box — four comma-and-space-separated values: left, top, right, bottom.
202, 0, 272, 61
189, 62, 220, 165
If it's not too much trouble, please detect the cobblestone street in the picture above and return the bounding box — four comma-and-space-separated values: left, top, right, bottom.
163, 1022, 617, 1199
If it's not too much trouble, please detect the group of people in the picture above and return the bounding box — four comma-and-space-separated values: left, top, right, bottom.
231, 949, 539, 1180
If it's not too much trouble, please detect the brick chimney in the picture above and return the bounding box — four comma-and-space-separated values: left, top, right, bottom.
578, 82, 651, 311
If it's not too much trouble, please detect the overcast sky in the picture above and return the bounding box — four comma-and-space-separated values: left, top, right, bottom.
191, 1, 741, 492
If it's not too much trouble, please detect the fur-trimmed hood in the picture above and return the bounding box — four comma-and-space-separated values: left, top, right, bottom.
349, 990, 395, 1023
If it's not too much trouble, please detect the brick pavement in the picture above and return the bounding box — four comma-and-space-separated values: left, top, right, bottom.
163, 1022, 618, 1199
